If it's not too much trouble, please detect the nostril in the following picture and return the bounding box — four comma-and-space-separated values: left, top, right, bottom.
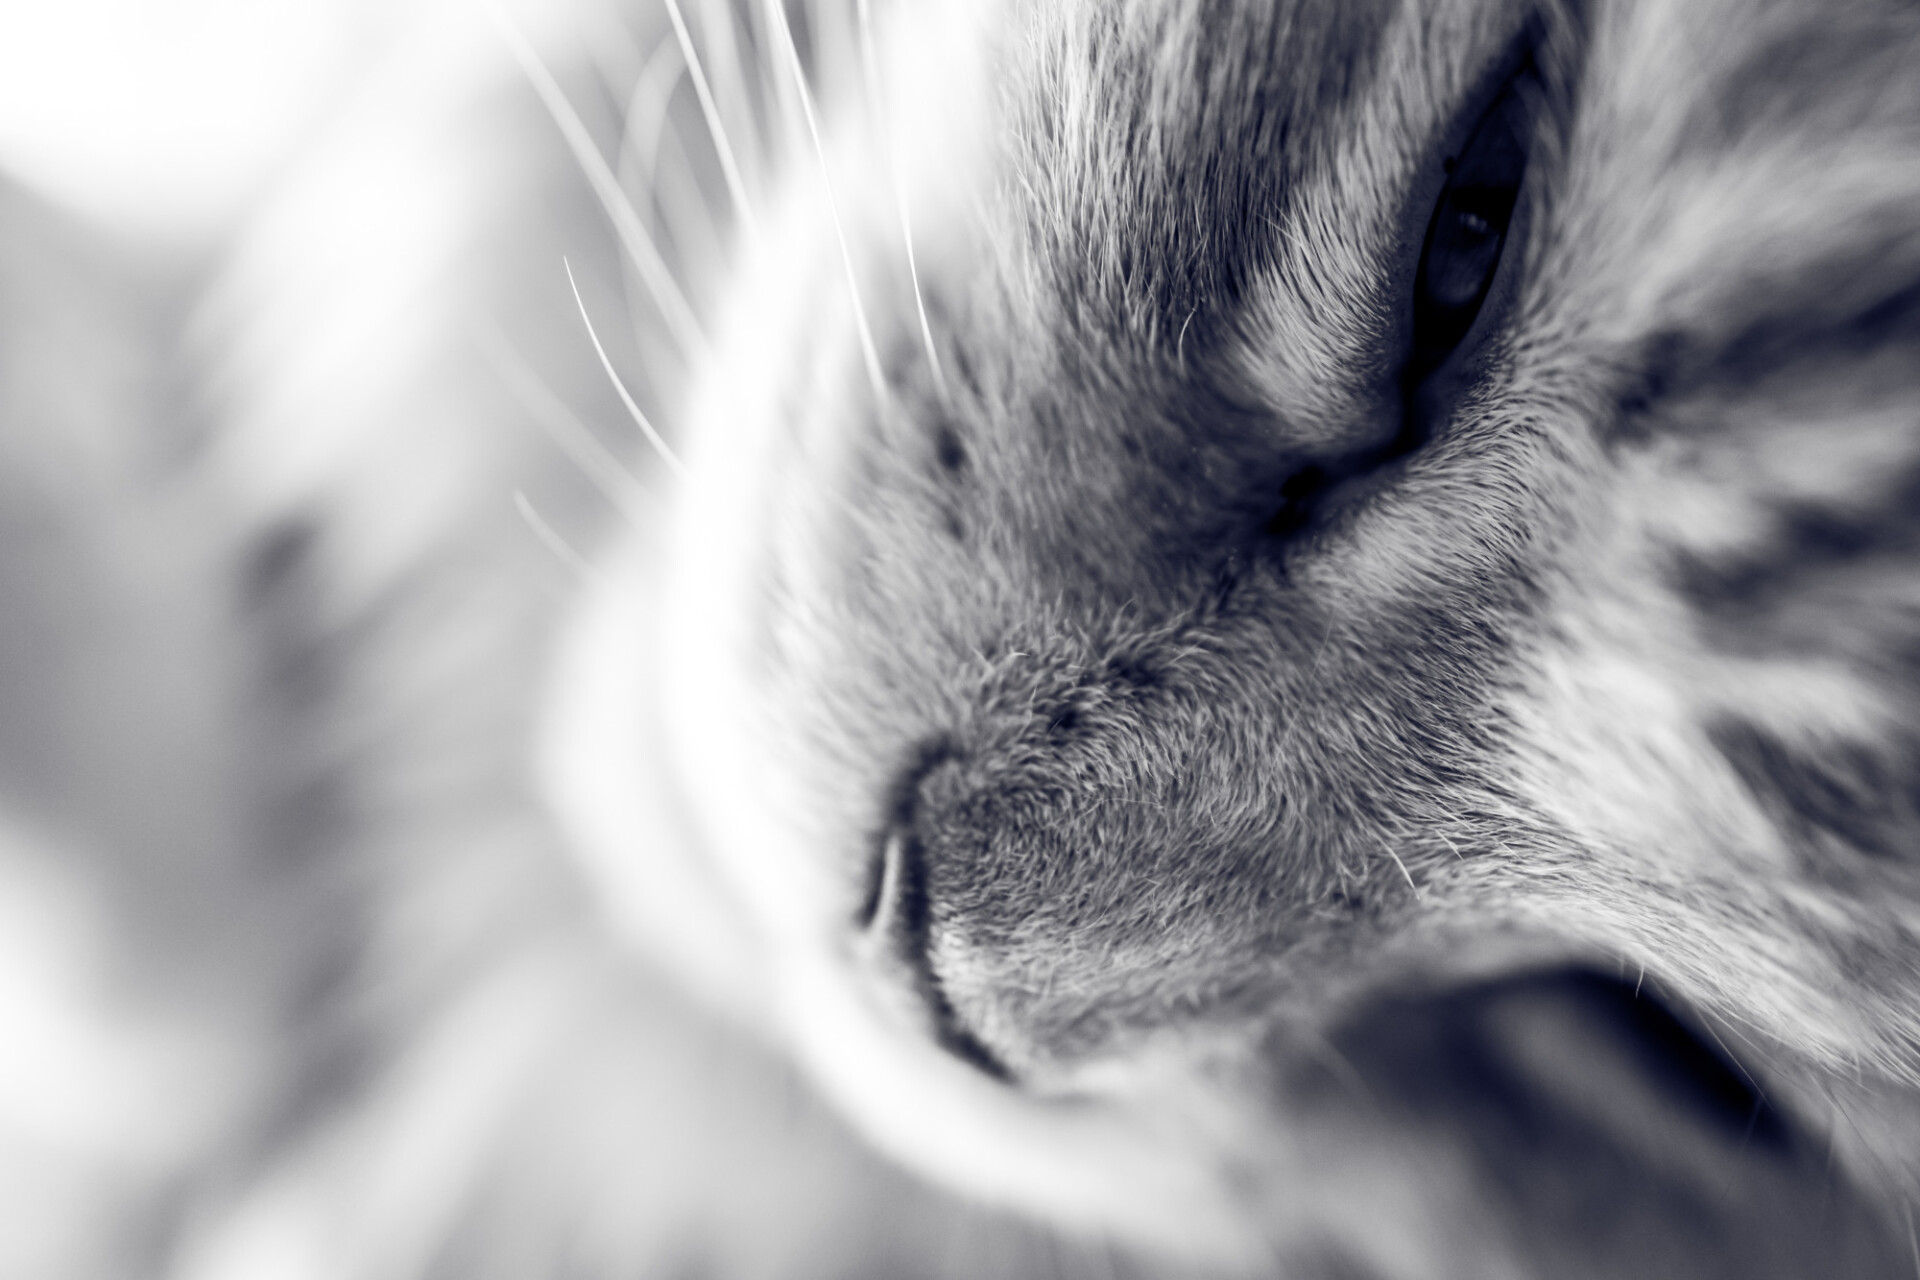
855, 827, 927, 955
857, 751, 1011, 1080
858, 739, 952, 939
853, 828, 892, 931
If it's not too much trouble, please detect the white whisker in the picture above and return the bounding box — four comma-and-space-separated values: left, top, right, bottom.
1382, 847, 1421, 898
892, 172, 946, 396
477, 323, 657, 523
749, 0, 806, 163
697, 0, 763, 180
767, 0, 886, 402
514, 490, 607, 585
1687, 1007, 1773, 1104
805, 0, 856, 101
564, 258, 689, 480
857, 0, 946, 396
576, 0, 649, 107
664, 0, 759, 242
618, 33, 688, 208
496, 8, 709, 360
851, 0, 885, 185
616, 36, 725, 291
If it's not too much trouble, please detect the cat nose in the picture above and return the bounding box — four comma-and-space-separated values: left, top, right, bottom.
1313, 967, 1903, 1277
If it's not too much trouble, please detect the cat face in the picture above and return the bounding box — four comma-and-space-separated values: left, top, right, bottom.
557, 0, 1920, 1268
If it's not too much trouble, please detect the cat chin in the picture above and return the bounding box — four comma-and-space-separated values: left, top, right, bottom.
781, 944, 1276, 1267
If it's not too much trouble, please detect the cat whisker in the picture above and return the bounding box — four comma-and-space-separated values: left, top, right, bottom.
1381, 846, 1421, 899
807, 0, 859, 106
499, 8, 710, 360
617, 34, 688, 223
513, 490, 608, 586
1297, 1022, 1376, 1103
665, 0, 760, 242
616, 35, 727, 295
751, 0, 808, 170
857, 0, 947, 397
767, 0, 888, 402
564, 258, 689, 480
696, 0, 763, 182
478, 323, 658, 523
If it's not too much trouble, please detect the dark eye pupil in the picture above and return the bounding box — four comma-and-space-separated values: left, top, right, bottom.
1411, 75, 1532, 375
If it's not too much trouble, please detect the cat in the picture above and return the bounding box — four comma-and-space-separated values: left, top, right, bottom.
3, 0, 1918, 1276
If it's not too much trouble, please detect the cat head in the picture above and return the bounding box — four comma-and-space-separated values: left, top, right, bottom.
552, 0, 1920, 1269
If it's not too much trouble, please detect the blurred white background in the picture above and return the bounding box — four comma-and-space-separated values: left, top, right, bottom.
0, 0, 404, 241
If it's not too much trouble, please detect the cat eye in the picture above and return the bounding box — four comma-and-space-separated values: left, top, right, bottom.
1409, 69, 1533, 377
1262, 64, 1537, 541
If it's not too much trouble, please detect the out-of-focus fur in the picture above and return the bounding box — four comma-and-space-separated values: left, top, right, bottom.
5, 0, 1920, 1276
